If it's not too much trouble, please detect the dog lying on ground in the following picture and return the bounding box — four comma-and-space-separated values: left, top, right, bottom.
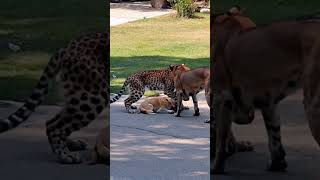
171, 66, 210, 117
138, 96, 176, 114
89, 126, 109, 165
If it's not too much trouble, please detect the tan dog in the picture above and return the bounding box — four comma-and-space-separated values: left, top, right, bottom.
212, 5, 320, 174
172, 67, 210, 117
139, 96, 176, 114
89, 126, 109, 165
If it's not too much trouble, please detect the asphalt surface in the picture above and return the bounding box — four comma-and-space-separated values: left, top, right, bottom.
0, 89, 319, 180
110, 92, 210, 180
110, 89, 320, 180
214, 90, 320, 180
0, 101, 108, 180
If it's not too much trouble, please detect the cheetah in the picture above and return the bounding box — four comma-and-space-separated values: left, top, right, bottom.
0, 31, 109, 164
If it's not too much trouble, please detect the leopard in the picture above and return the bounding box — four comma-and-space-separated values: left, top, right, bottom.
211, 6, 320, 174
0, 31, 109, 164
110, 64, 190, 113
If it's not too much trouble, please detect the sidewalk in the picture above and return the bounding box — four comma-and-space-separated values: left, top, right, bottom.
110, 1, 173, 26
110, 92, 210, 179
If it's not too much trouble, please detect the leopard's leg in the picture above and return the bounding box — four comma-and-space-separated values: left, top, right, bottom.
175, 92, 183, 117
261, 104, 287, 172
46, 93, 106, 164
191, 93, 200, 116
124, 87, 144, 114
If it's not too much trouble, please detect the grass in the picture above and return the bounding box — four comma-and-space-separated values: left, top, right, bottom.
110, 13, 210, 93
213, 0, 320, 24
0, 0, 107, 104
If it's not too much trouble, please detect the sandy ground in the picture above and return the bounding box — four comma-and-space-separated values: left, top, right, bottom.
110, 91, 210, 180
110, 1, 173, 26
0, 101, 108, 180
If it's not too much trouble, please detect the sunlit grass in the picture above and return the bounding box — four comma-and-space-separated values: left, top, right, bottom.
111, 13, 210, 93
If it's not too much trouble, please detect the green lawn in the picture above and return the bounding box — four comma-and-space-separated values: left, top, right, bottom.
110, 13, 210, 93
0, 0, 107, 104
213, 0, 320, 24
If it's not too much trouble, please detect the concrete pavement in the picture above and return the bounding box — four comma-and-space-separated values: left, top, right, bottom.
110, 1, 173, 26
0, 101, 108, 180
214, 90, 320, 179
110, 91, 210, 179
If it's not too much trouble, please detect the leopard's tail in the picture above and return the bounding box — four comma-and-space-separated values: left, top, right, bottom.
110, 79, 129, 103
0, 52, 61, 133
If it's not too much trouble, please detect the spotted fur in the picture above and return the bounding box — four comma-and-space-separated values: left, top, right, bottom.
0, 31, 109, 164
110, 64, 188, 113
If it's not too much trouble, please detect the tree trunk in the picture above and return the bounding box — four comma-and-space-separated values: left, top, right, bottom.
151, 0, 170, 9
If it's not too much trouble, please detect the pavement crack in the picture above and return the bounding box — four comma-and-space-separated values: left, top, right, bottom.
111, 124, 193, 139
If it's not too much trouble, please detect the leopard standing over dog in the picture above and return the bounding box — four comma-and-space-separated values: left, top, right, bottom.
0, 31, 109, 164
110, 64, 190, 113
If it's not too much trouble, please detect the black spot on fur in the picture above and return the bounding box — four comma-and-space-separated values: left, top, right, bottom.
74, 114, 84, 120
94, 83, 100, 90
67, 107, 77, 114
85, 49, 91, 55
74, 85, 81, 90
74, 67, 80, 74
87, 113, 95, 120
70, 76, 76, 82
80, 104, 92, 112
84, 85, 91, 91
80, 64, 86, 70
91, 72, 97, 79
81, 93, 88, 100
65, 128, 71, 135
72, 123, 80, 131
70, 98, 80, 105
78, 76, 85, 83
69, 90, 76, 95
96, 105, 104, 113
56, 121, 65, 129
90, 97, 101, 104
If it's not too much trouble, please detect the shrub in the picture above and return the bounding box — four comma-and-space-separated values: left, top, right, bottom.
174, 0, 196, 18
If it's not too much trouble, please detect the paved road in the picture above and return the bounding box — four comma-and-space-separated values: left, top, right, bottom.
110, 92, 210, 180
214, 90, 320, 180
110, 1, 173, 26
0, 101, 108, 180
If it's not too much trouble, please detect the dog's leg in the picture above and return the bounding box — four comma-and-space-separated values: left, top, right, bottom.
212, 91, 233, 174
261, 104, 287, 172
191, 93, 200, 116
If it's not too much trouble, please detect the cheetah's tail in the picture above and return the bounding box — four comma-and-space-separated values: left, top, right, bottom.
110, 79, 129, 103
0, 53, 60, 133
